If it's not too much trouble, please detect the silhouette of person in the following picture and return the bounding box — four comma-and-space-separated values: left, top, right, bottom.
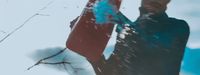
90, 0, 190, 75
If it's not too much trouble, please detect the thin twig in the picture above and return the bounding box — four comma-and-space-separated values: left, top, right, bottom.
40, 61, 71, 65
40, 0, 55, 10
62, 57, 69, 71
0, 13, 38, 43
0, 0, 53, 44
27, 61, 70, 70
27, 48, 66, 70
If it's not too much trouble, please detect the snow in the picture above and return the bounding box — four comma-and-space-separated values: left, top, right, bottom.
118, 24, 131, 39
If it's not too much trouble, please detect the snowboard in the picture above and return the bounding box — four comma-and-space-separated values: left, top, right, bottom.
66, 0, 122, 62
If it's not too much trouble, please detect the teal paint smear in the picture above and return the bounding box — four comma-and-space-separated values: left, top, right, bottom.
93, 0, 118, 24
182, 47, 200, 75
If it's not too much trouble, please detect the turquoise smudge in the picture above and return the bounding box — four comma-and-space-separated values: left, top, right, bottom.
93, 0, 118, 24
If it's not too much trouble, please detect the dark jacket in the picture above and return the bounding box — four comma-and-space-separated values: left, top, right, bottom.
91, 12, 190, 75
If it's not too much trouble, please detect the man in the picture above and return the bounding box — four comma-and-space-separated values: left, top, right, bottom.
90, 0, 190, 75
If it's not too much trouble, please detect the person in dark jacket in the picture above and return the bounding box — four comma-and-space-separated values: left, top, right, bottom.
91, 0, 190, 75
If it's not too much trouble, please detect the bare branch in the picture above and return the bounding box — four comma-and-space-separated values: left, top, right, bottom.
0, 0, 55, 44
40, 61, 71, 65
0, 13, 38, 43
39, 0, 55, 10
62, 63, 68, 71
27, 48, 66, 70
37, 13, 50, 16
27, 48, 86, 75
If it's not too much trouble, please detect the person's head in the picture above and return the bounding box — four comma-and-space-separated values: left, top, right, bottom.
140, 0, 171, 15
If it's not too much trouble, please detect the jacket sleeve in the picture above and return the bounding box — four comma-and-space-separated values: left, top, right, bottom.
171, 20, 190, 56
169, 20, 190, 73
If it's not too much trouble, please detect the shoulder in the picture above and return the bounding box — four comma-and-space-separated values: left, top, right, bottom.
168, 18, 189, 30
168, 18, 190, 36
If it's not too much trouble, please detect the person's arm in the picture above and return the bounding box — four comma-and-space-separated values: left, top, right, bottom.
171, 20, 190, 55
169, 20, 190, 74
114, 12, 135, 33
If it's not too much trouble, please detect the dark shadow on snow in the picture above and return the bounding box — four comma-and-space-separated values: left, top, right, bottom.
28, 47, 95, 75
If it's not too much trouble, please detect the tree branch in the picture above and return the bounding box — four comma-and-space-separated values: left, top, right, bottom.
0, 13, 38, 43
27, 48, 66, 70
0, 0, 54, 44
39, 0, 55, 10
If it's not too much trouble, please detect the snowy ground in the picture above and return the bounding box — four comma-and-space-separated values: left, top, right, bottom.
0, 0, 200, 75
